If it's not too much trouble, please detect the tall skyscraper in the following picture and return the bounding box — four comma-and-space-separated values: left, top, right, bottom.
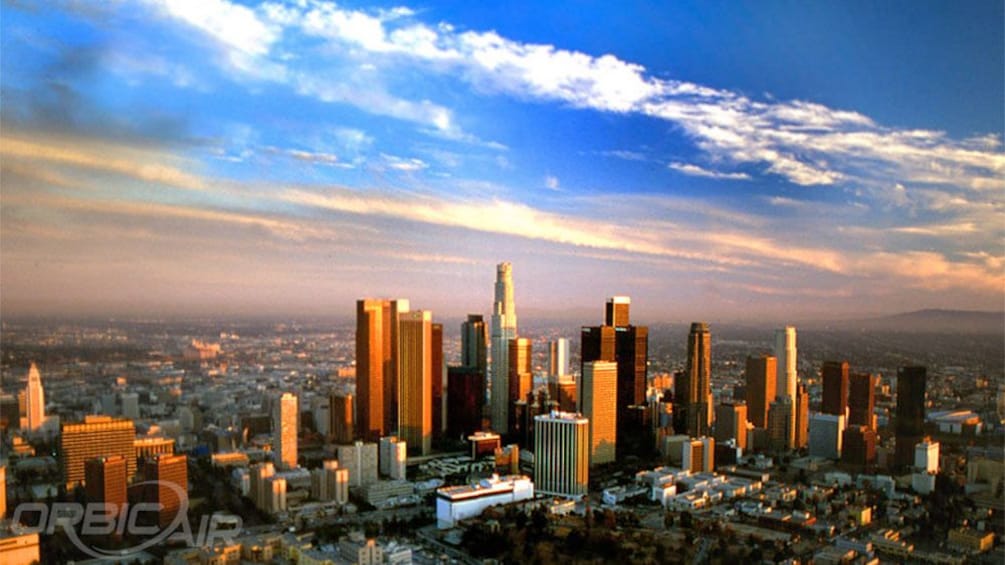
490, 263, 518, 433
580, 361, 617, 465
794, 383, 810, 449
605, 296, 631, 327
683, 323, 713, 437
23, 363, 45, 432
548, 338, 570, 378
848, 373, 877, 428
895, 366, 927, 469
821, 361, 849, 417
0, 464, 6, 519
774, 327, 798, 402
355, 298, 409, 441
144, 454, 188, 528
534, 411, 589, 497
61, 415, 136, 490
273, 393, 298, 469
84, 455, 127, 518
461, 315, 488, 377
329, 393, 354, 444
399, 310, 433, 455
714, 401, 748, 451
745, 355, 776, 429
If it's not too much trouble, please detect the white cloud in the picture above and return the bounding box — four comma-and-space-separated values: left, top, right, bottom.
668, 162, 751, 180
544, 175, 560, 190
381, 153, 428, 171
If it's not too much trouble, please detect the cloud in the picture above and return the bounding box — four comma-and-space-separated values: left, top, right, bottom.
544, 175, 560, 190
1, 133, 207, 190
381, 153, 428, 171
668, 162, 751, 180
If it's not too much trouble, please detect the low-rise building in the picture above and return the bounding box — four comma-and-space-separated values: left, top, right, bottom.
436, 474, 533, 528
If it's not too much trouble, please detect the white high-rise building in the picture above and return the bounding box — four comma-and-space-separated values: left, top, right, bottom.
311, 460, 349, 504
490, 262, 518, 433
380, 436, 407, 480
914, 440, 940, 473
24, 363, 45, 432
534, 411, 589, 497
273, 393, 298, 470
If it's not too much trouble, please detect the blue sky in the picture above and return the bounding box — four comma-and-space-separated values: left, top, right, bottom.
1, 0, 1002, 321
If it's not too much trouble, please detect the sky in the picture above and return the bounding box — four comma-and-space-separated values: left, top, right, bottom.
1, 0, 1003, 323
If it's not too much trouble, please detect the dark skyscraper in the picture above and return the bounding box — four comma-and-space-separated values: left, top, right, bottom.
581, 298, 649, 456
895, 366, 927, 468
684, 322, 712, 437
848, 372, 877, 428
447, 366, 484, 438
432, 323, 444, 440
461, 314, 488, 377
745, 354, 777, 429
821, 361, 849, 417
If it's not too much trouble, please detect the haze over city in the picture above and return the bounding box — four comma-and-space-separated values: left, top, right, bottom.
2, 1, 1002, 321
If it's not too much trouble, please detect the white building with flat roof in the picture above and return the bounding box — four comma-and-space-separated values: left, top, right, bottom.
436, 474, 533, 528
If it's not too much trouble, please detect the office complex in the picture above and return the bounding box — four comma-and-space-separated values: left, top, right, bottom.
399, 311, 434, 455
447, 366, 484, 438
821, 361, 850, 417
461, 314, 488, 377
745, 354, 777, 429
356, 298, 409, 441
534, 411, 589, 497
329, 393, 354, 444
379, 436, 407, 480
144, 454, 188, 527
580, 361, 618, 465
84, 455, 128, 517
895, 366, 927, 469
490, 263, 518, 433
714, 401, 747, 451
23, 363, 45, 432
436, 475, 534, 529
338, 441, 378, 488
273, 392, 298, 470
311, 460, 349, 504
61, 415, 136, 490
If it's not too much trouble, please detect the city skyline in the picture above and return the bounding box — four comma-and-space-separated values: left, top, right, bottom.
1, 1, 1002, 321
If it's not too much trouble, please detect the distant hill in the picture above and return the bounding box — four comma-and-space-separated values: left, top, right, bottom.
833, 309, 1003, 334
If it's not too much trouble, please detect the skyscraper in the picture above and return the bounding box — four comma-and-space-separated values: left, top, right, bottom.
447, 366, 484, 438
714, 401, 748, 451
767, 398, 793, 451
432, 322, 445, 440
144, 454, 188, 528
605, 296, 631, 327
490, 263, 518, 433
548, 338, 570, 378
355, 298, 409, 441
0, 464, 6, 519
84, 455, 127, 518
534, 411, 589, 497
399, 310, 433, 455
329, 393, 354, 444
684, 323, 713, 437
580, 361, 617, 465
507, 337, 532, 435
774, 327, 797, 402
848, 372, 877, 428
61, 415, 136, 490
461, 314, 488, 377
794, 383, 810, 449
745, 355, 776, 429
581, 299, 648, 456
821, 361, 849, 417
23, 363, 45, 432
894, 366, 927, 469
273, 393, 298, 470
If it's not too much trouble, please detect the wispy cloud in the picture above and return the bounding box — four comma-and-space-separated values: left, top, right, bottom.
381, 153, 429, 171
668, 161, 751, 180
544, 175, 560, 190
